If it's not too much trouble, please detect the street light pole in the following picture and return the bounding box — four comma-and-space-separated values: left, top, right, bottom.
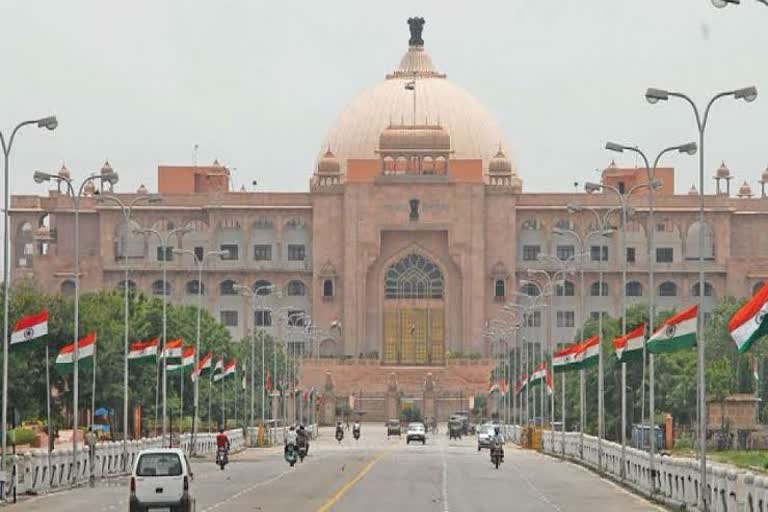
0, 116, 57, 487
95, 194, 161, 469
33, 168, 118, 484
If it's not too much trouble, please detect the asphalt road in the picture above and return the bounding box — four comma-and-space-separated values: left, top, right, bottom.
11, 424, 665, 511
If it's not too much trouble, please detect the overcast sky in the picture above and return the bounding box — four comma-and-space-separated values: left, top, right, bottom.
2, 1, 767, 197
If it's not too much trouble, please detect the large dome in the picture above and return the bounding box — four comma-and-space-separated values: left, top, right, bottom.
319, 26, 512, 175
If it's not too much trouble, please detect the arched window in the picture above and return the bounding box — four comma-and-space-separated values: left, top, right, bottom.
494, 279, 505, 298
186, 280, 204, 295
685, 221, 715, 261
692, 281, 714, 297
556, 281, 575, 297
422, 156, 434, 174
61, 280, 75, 296
385, 253, 444, 299
323, 279, 334, 298
152, 280, 171, 296
625, 281, 643, 297
116, 280, 137, 293
520, 283, 540, 297
590, 281, 609, 297
219, 280, 237, 296
287, 280, 307, 296
659, 281, 677, 297
253, 280, 273, 295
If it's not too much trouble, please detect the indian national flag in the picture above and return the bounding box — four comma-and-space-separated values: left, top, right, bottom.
212, 357, 225, 382
613, 324, 646, 363
529, 361, 548, 387
222, 359, 236, 380
11, 310, 48, 348
488, 381, 500, 394
191, 351, 212, 381
553, 343, 578, 373
168, 346, 195, 374
163, 339, 183, 359
573, 336, 600, 369
545, 369, 554, 395
56, 332, 95, 371
729, 282, 768, 353
647, 305, 698, 354
128, 338, 158, 363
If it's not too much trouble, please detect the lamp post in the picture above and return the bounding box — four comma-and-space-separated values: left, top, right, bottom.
234, 283, 275, 445
712, 0, 768, 7
174, 248, 225, 454
645, 86, 757, 509
604, 141, 698, 484
0, 116, 57, 483
95, 193, 162, 469
33, 167, 118, 483
135, 226, 193, 443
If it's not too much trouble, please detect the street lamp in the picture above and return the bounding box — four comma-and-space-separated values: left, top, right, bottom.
32, 167, 118, 484
95, 193, 162, 469
604, 140, 698, 489
0, 117, 58, 481
174, 248, 225, 453
135, 225, 193, 444
712, 0, 768, 8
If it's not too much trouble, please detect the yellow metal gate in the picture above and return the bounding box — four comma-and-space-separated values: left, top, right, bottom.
383, 306, 444, 365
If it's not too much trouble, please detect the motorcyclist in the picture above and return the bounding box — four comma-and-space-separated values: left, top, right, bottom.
336, 421, 344, 436
216, 428, 230, 465
297, 424, 309, 449
490, 426, 505, 462
285, 425, 298, 456
353, 420, 361, 438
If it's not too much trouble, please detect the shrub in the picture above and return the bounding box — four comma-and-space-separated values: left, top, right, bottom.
7, 428, 36, 445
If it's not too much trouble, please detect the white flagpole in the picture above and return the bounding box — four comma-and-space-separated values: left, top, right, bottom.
180, 369, 184, 436
45, 343, 52, 485
91, 342, 96, 428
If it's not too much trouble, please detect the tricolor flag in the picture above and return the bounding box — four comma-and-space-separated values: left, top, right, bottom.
168, 346, 195, 374
647, 305, 698, 354
613, 324, 646, 363
163, 339, 183, 359
729, 282, 768, 353
488, 381, 500, 394
573, 336, 600, 369
545, 369, 554, 396
222, 359, 236, 380
553, 343, 578, 373
56, 332, 95, 371
212, 357, 225, 382
191, 351, 212, 381
11, 310, 48, 348
128, 338, 158, 363
514, 373, 528, 396
529, 361, 548, 387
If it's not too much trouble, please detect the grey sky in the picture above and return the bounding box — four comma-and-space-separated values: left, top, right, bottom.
2, 0, 767, 196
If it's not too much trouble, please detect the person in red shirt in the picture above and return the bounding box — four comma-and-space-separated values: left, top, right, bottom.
216, 428, 230, 450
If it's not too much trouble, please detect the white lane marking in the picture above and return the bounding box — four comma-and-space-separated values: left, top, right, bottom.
440, 442, 449, 512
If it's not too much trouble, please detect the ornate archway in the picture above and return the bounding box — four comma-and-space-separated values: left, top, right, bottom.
382, 252, 445, 365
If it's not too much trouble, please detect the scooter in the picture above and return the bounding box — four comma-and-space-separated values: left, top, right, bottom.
490, 445, 503, 470
216, 447, 228, 470
285, 443, 298, 467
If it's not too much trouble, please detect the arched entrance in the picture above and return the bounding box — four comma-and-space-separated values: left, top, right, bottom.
382, 252, 445, 365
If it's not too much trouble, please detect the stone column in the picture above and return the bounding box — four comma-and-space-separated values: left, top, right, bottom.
320, 372, 336, 426
385, 372, 401, 421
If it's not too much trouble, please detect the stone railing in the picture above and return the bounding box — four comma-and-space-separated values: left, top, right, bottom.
8, 429, 244, 497
246, 424, 318, 445
509, 424, 768, 512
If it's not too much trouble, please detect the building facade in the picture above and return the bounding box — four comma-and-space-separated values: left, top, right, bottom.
10, 20, 768, 363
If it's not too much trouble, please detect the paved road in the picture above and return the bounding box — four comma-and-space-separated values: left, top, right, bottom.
12, 425, 665, 511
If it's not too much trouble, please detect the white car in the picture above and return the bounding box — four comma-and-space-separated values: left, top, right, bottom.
130, 448, 195, 512
406, 422, 426, 444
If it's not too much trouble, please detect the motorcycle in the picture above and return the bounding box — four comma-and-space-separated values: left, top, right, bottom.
216, 447, 228, 470
285, 443, 298, 467
490, 445, 504, 470
353, 426, 360, 441
335, 427, 344, 444
297, 437, 308, 462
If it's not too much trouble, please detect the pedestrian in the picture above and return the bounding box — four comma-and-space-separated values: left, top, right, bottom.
85, 426, 97, 486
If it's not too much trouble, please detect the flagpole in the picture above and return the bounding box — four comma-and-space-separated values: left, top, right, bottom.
45, 343, 52, 486
91, 342, 96, 429
208, 374, 212, 433
154, 357, 160, 436
221, 373, 225, 428
180, 369, 184, 437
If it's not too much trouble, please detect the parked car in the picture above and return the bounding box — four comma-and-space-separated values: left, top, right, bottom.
406, 422, 426, 444
386, 418, 401, 437
130, 448, 194, 512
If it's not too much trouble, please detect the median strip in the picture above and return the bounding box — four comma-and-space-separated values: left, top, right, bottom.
316, 449, 390, 512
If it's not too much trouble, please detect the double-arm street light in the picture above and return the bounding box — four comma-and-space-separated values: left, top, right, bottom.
95, 193, 163, 469
174, 248, 226, 454
645, 85, 756, 510
234, 283, 275, 446
0, 116, 58, 483
712, 0, 768, 7
135, 225, 193, 444
33, 167, 118, 483
604, 141, 697, 483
